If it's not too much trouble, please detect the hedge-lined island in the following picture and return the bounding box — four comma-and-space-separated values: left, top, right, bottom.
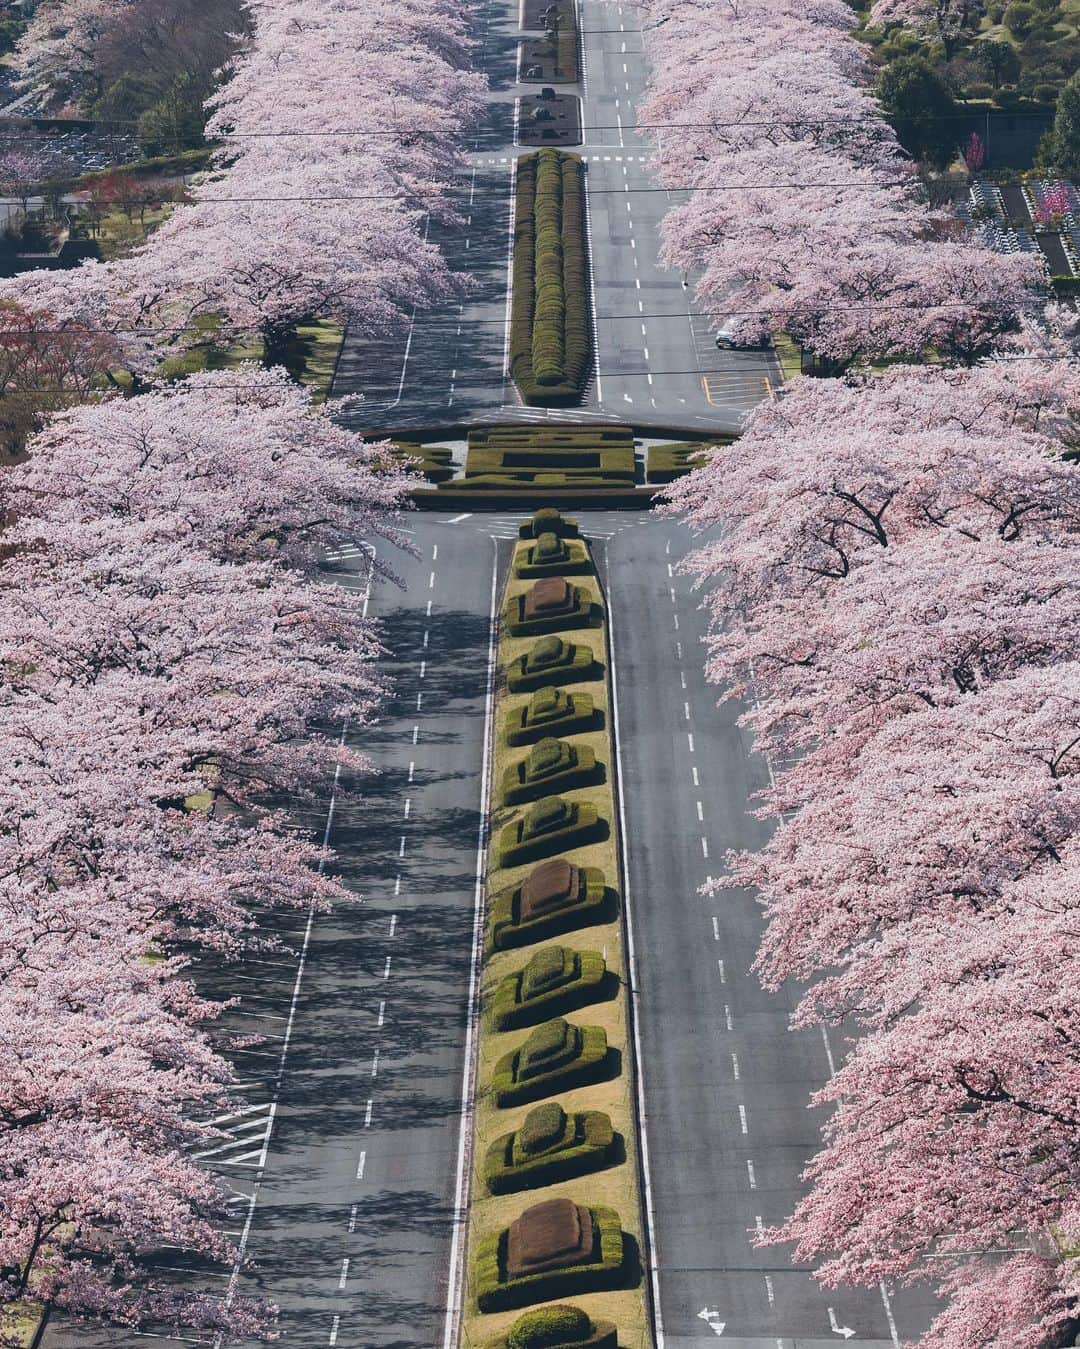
464, 509, 649, 1347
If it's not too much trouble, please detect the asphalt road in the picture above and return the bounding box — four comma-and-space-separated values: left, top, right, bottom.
332, 0, 779, 433
597, 512, 941, 1348
41, 521, 498, 1349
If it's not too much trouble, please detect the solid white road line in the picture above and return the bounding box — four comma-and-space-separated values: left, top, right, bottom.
356, 1151, 366, 1181
607, 571, 668, 1349
442, 540, 499, 1349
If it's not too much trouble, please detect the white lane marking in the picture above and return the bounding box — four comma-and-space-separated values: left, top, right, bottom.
581, 169, 605, 404
412, 725, 419, 745
684, 701, 691, 721
666, 539, 672, 555
429, 571, 436, 589
416, 691, 423, 711
821, 1025, 838, 1077
404, 798, 412, 818
408, 761, 416, 783
718, 959, 726, 982
701, 837, 709, 859
676, 641, 683, 659
765, 1275, 775, 1306
696, 800, 704, 821
731, 1052, 741, 1080
399, 836, 407, 858
389, 914, 398, 937
377, 1001, 385, 1027
426, 599, 432, 617
338, 1258, 349, 1291
329, 1315, 340, 1346
687, 732, 695, 752
755, 1215, 765, 1236
880, 1282, 901, 1348
356, 1151, 367, 1180
394, 874, 402, 896
668, 563, 674, 578
670, 586, 677, 604
371, 1048, 380, 1078
383, 955, 392, 980
739, 1103, 749, 1134
442, 541, 499, 1349
712, 917, 720, 941
432, 544, 438, 561
423, 630, 429, 649
692, 764, 699, 786
673, 612, 679, 629
364, 1099, 373, 1127
607, 547, 669, 1349
725, 1004, 734, 1031
347, 1206, 357, 1233
680, 671, 687, 690
747, 1158, 757, 1188
419, 660, 426, 679
448, 512, 472, 524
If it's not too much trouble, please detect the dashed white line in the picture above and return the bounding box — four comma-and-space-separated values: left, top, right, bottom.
701, 837, 709, 859
412, 725, 419, 745
696, 800, 704, 821
764, 1275, 775, 1306
821, 1025, 838, 1077
388, 914, 398, 937
429, 571, 436, 589
684, 701, 691, 721
356, 1150, 366, 1180
338, 1258, 350, 1291
423, 630, 429, 648
425, 599, 432, 617
718, 959, 726, 982
383, 955, 392, 980
394, 873, 402, 896
739, 1103, 749, 1133
692, 765, 699, 786
403, 798, 412, 818
687, 732, 695, 752
329, 1314, 340, 1346
377, 1001, 385, 1028
731, 1051, 741, 1080
347, 1205, 358, 1233
419, 660, 427, 679
408, 761, 416, 783
398, 836, 407, 858
416, 691, 423, 711
371, 1048, 380, 1078
725, 1004, 734, 1031
712, 917, 720, 941
364, 1099, 373, 1128
747, 1158, 757, 1189
432, 544, 438, 561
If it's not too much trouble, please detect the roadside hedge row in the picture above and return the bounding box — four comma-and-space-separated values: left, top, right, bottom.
510, 150, 593, 407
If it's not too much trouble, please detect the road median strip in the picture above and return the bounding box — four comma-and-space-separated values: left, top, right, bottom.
463, 508, 652, 1349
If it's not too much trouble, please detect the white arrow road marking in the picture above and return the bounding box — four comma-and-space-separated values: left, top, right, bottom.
829, 1307, 856, 1339
697, 1307, 726, 1336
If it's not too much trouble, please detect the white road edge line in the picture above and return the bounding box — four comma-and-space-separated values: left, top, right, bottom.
607, 563, 668, 1349
581, 170, 605, 406
502, 157, 518, 381
441, 539, 499, 1349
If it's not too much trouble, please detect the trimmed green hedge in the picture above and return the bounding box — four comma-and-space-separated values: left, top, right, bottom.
494, 1304, 617, 1349
490, 1016, 610, 1108
474, 428, 630, 450
467, 448, 634, 477
515, 536, 593, 578
488, 864, 610, 952
504, 688, 598, 746
459, 474, 616, 491
507, 636, 597, 693
517, 508, 580, 539
500, 737, 602, 807
510, 150, 592, 407
487, 944, 608, 1030
646, 442, 709, 484
497, 797, 604, 868
504, 587, 596, 637
473, 1202, 624, 1311
483, 1103, 617, 1193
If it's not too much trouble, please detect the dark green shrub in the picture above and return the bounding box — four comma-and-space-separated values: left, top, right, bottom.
507, 636, 597, 693
487, 860, 611, 952
517, 507, 580, 538
487, 944, 608, 1029
1004, 1, 1037, 35
489, 1016, 610, 1106
503, 688, 598, 746
500, 737, 602, 806
473, 1200, 625, 1311
496, 796, 604, 868
515, 537, 593, 578
494, 1304, 618, 1349
484, 1106, 617, 1194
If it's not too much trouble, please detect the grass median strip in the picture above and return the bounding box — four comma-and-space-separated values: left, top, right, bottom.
464, 510, 650, 1349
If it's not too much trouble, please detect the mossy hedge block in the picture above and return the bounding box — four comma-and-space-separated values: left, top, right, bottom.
504, 688, 598, 747
507, 636, 597, 693
487, 860, 611, 952
483, 1104, 617, 1194
497, 797, 604, 869
490, 1016, 610, 1107
492, 1302, 618, 1348
517, 507, 581, 539
515, 536, 592, 578
473, 1199, 625, 1311
504, 579, 596, 637
488, 945, 607, 1030
500, 737, 602, 807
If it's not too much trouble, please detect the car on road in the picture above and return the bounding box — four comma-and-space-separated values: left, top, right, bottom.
714, 318, 771, 351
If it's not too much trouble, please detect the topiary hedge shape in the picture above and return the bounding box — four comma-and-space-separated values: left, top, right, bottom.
515, 534, 592, 579
493, 1303, 618, 1349
504, 578, 596, 636
496, 796, 604, 869
482, 1101, 617, 1194
507, 635, 597, 694
488, 944, 608, 1030
517, 507, 580, 539
473, 1197, 625, 1311
487, 859, 611, 952
500, 737, 602, 807
490, 1015, 609, 1107
504, 687, 598, 747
